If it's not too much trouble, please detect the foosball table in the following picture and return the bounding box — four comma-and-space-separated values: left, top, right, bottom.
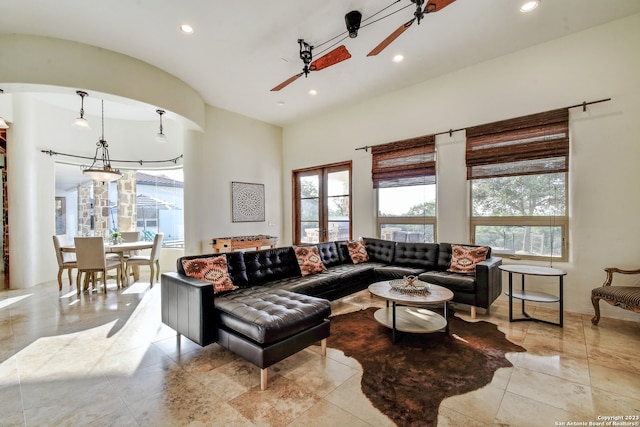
211, 235, 278, 253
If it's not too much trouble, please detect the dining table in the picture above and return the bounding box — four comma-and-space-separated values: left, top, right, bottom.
61, 240, 154, 286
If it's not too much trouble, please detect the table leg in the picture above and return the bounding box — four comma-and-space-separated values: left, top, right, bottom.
444, 301, 449, 334
120, 253, 127, 286
559, 276, 564, 327
392, 301, 397, 344
521, 274, 526, 316
521, 274, 532, 318
508, 272, 513, 322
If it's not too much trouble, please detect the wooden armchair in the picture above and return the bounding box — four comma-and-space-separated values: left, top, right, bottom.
591, 267, 640, 325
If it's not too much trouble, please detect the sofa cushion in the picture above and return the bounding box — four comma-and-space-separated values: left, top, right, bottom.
316, 242, 343, 268
393, 242, 439, 269
214, 287, 331, 345
243, 247, 301, 286
419, 271, 477, 293
436, 243, 492, 271
363, 237, 395, 264
182, 255, 238, 294
177, 252, 249, 288
294, 246, 327, 276
448, 245, 489, 274
347, 240, 369, 264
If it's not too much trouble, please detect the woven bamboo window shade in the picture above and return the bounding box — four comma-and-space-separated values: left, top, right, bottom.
465, 108, 569, 180
371, 134, 436, 188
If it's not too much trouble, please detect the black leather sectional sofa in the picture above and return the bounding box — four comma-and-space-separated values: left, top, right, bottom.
160, 237, 502, 389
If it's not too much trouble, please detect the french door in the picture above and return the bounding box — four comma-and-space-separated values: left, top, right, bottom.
293, 161, 352, 244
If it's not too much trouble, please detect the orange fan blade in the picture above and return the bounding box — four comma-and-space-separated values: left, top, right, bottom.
310, 45, 352, 72
270, 73, 304, 91
426, 0, 456, 13
367, 19, 414, 57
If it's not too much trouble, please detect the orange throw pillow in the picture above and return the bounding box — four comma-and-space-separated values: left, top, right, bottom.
448, 245, 489, 275
182, 255, 238, 294
294, 246, 327, 276
347, 239, 369, 264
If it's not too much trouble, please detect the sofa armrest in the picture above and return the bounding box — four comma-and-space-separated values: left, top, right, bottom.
161, 272, 217, 346
474, 256, 503, 309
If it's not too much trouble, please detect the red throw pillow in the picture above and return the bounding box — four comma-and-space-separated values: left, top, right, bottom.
448, 245, 489, 275
182, 255, 238, 294
347, 239, 369, 264
294, 246, 327, 276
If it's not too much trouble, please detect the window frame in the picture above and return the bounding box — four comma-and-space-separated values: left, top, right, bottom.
292, 161, 352, 245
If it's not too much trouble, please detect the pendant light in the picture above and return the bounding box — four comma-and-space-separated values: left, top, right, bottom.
155, 109, 167, 143
0, 89, 9, 129
73, 90, 91, 129
82, 100, 121, 182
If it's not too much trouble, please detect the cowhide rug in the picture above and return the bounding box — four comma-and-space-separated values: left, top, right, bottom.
327, 307, 525, 426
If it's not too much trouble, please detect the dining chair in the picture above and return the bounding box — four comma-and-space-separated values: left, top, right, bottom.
125, 233, 163, 287
74, 237, 123, 295
52, 235, 77, 291
113, 231, 142, 279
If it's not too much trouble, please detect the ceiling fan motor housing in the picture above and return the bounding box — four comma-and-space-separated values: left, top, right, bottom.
345, 10, 362, 38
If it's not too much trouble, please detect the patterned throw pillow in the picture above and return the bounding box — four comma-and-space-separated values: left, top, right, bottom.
182, 255, 238, 294
294, 246, 327, 276
448, 245, 489, 275
347, 239, 369, 264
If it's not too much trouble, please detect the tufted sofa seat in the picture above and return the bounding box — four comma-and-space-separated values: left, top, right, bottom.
215, 287, 331, 345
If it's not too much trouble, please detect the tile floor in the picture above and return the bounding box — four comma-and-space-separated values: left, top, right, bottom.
1, 276, 639, 426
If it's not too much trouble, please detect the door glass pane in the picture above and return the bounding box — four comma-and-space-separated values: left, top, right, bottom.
300, 175, 319, 198
301, 221, 320, 243
328, 221, 350, 241
328, 170, 349, 196
300, 199, 319, 221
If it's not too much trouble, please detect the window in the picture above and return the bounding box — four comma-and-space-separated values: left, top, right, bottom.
135, 169, 184, 247
378, 185, 436, 242
468, 109, 569, 260
54, 165, 184, 248
293, 162, 351, 244
372, 135, 436, 243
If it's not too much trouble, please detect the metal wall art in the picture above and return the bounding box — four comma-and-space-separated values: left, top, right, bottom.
232, 182, 265, 222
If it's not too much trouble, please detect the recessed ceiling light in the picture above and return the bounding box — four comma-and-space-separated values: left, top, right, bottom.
277, 101, 285, 106
308, 89, 317, 96
520, 0, 540, 13
392, 54, 404, 63
180, 24, 194, 34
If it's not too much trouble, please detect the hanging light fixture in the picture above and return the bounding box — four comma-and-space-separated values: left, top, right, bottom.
155, 109, 167, 143
0, 89, 9, 129
82, 100, 121, 182
73, 90, 91, 130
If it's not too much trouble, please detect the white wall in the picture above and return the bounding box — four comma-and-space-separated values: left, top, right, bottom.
283, 14, 640, 320
184, 105, 283, 254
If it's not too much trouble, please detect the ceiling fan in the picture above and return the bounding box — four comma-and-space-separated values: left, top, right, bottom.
271, 39, 352, 91
367, 0, 457, 57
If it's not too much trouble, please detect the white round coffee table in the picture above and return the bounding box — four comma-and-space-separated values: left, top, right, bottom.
368, 280, 454, 343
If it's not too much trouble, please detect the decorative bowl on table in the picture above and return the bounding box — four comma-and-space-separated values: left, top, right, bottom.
389, 276, 431, 294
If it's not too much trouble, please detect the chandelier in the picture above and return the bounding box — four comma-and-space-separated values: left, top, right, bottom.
82, 99, 122, 182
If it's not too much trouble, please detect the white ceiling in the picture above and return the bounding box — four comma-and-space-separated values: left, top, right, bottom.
2, 0, 640, 128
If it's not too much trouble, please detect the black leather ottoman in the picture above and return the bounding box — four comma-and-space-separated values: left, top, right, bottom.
214, 287, 331, 390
